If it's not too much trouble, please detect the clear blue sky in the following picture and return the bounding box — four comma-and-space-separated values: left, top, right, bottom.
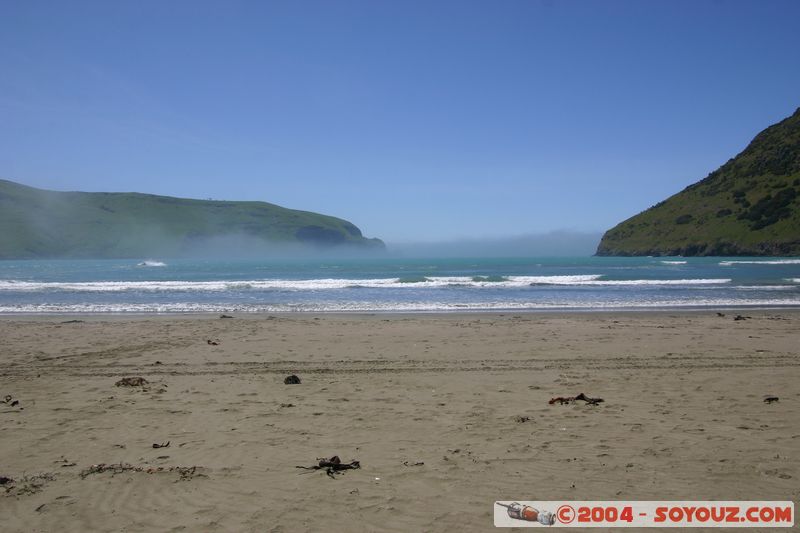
1, 0, 798, 243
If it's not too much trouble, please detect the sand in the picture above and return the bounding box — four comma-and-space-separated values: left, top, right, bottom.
1, 311, 798, 531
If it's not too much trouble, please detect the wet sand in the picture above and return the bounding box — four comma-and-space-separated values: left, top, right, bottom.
1, 311, 798, 531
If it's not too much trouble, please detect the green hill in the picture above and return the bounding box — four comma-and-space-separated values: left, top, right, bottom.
0, 179, 384, 259
597, 108, 800, 256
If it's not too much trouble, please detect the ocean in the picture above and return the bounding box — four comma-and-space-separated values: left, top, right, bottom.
0, 256, 799, 314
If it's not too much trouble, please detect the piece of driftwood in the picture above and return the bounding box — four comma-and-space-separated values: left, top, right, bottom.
296, 456, 360, 478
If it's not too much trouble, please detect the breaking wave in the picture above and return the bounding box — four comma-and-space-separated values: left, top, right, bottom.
2, 297, 799, 314
544, 278, 731, 286
720, 259, 800, 266
0, 275, 733, 293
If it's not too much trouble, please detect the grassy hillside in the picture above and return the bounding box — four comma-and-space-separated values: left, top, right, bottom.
0, 179, 384, 259
597, 108, 800, 256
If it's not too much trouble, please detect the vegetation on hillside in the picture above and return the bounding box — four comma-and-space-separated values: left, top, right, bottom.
597, 108, 800, 256
0, 179, 384, 259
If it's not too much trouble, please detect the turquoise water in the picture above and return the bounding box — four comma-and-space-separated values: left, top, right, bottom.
0, 256, 799, 313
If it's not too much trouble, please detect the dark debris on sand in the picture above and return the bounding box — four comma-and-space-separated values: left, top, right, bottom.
549, 392, 604, 406
115, 377, 148, 387
3, 395, 21, 409
80, 463, 204, 481
284, 375, 301, 385
1, 473, 56, 496
296, 456, 361, 478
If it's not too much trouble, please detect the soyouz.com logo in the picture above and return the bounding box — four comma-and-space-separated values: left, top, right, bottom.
493, 501, 794, 527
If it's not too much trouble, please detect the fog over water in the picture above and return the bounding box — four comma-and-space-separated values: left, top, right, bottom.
387, 231, 603, 258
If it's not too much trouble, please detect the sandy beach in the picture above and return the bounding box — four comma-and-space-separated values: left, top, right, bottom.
1, 311, 797, 531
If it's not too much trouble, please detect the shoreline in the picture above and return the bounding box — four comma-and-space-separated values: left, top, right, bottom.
3, 303, 800, 319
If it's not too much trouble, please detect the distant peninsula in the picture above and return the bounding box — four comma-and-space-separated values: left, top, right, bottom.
597, 108, 800, 256
0, 179, 384, 259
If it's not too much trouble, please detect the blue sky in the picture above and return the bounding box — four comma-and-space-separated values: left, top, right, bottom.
1, 0, 798, 243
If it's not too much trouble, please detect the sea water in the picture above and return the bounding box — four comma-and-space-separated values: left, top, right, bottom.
0, 256, 799, 313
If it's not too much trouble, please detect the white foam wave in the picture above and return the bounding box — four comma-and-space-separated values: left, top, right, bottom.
2, 297, 799, 314
137, 260, 167, 267
564, 278, 730, 286
720, 259, 800, 266
0, 276, 602, 292
784, 278, 800, 283
734, 285, 797, 291
453, 275, 604, 287
0, 275, 736, 292
660, 260, 687, 265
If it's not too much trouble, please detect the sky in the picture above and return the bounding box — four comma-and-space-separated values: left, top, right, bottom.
0, 0, 798, 245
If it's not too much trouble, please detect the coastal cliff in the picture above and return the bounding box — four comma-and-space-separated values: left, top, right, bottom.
0, 179, 384, 258
597, 108, 800, 256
